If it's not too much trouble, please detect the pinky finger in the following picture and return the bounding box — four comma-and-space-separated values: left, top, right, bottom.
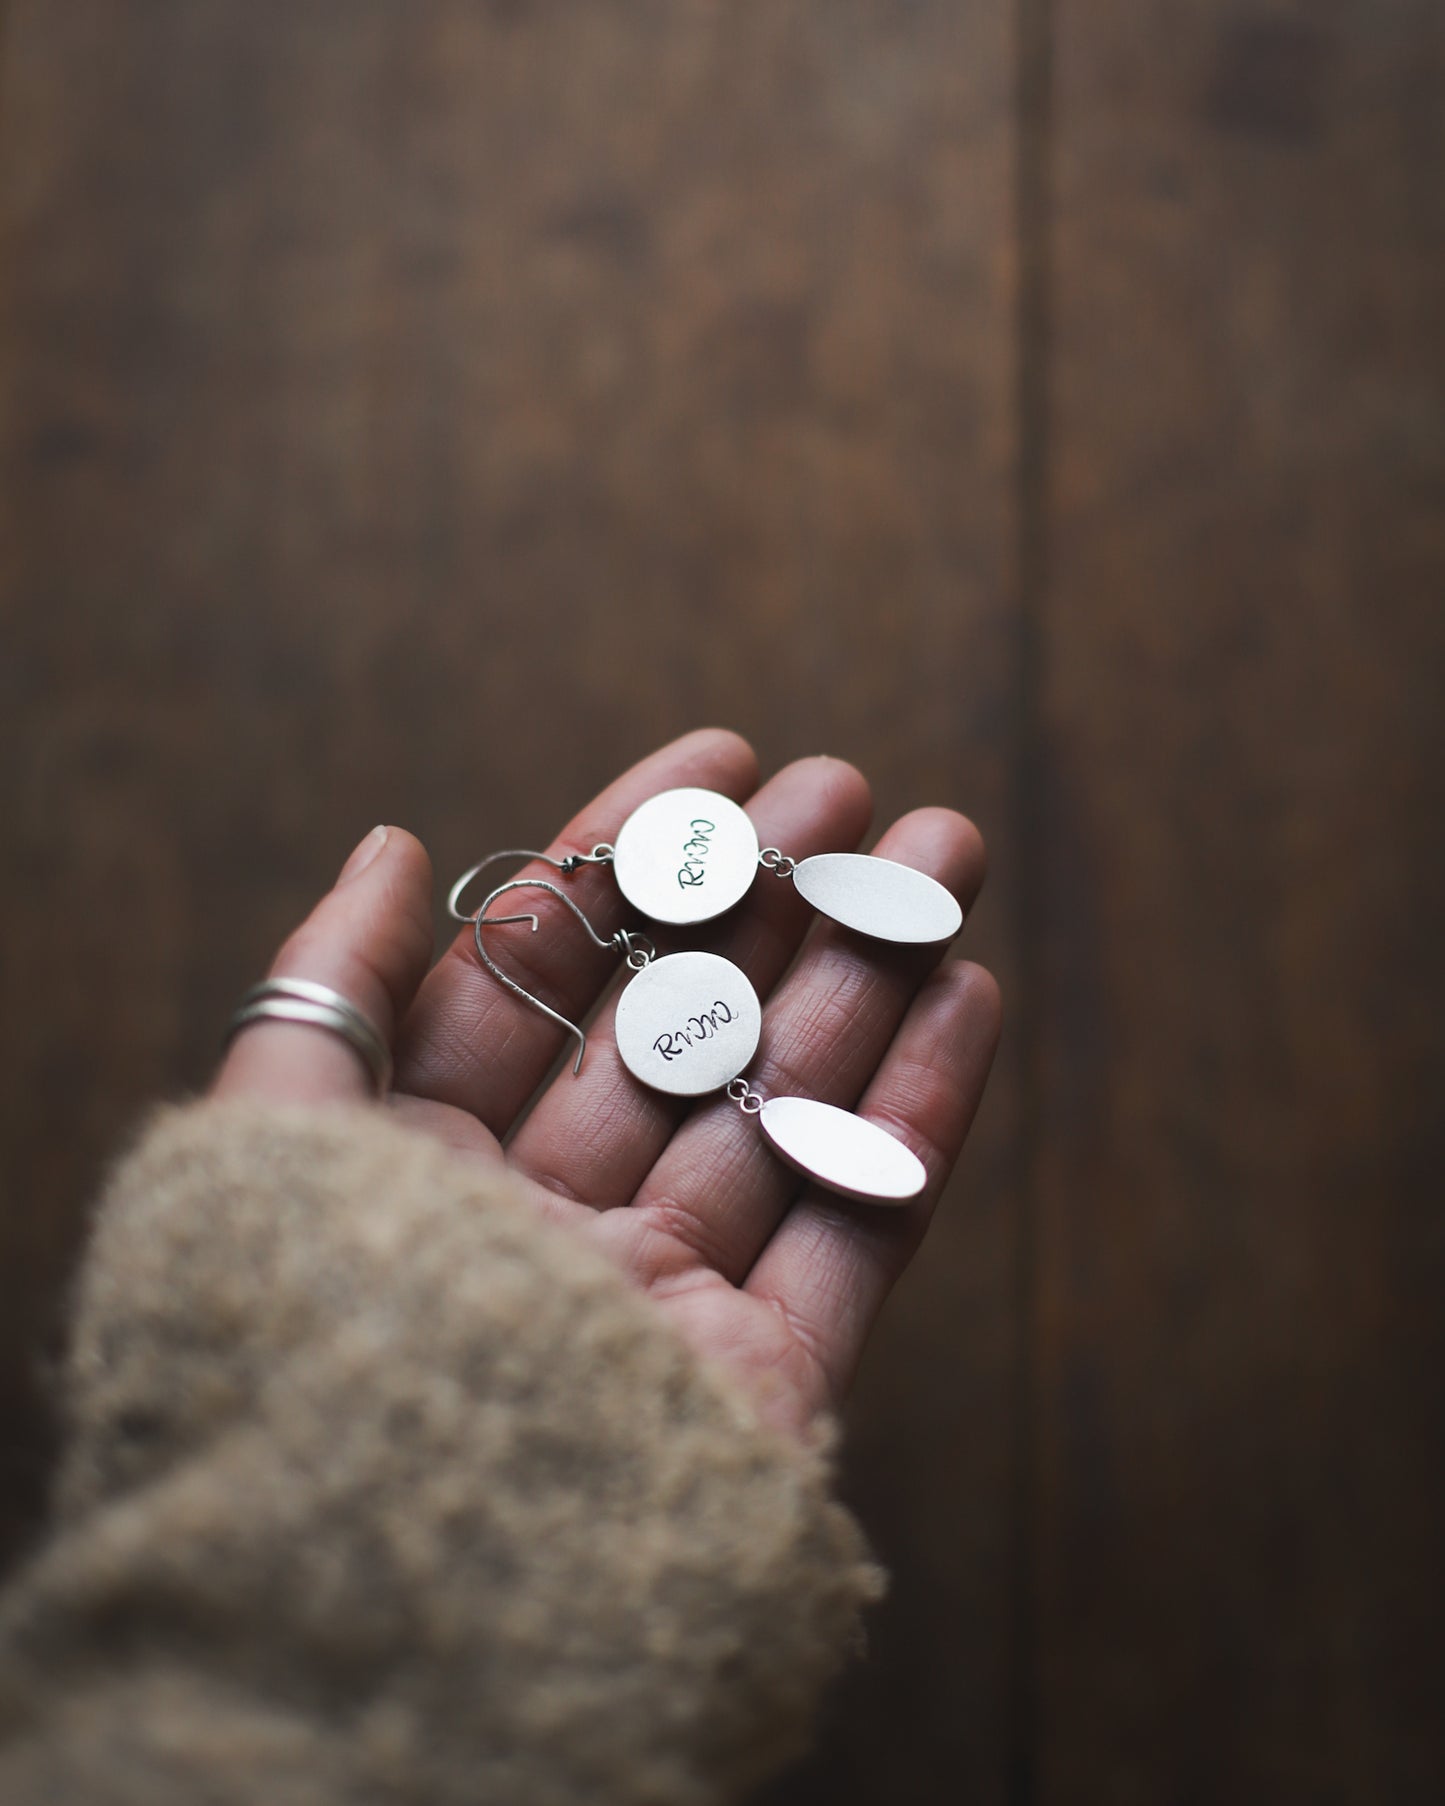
743, 960, 1001, 1417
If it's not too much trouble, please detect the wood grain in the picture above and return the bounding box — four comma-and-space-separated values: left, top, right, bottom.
1038, 3, 1445, 1798
3, 0, 1442, 1799
0, 4, 1018, 1800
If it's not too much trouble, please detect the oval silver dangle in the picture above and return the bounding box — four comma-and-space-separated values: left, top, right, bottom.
791, 853, 961, 944
614, 950, 762, 1097
611, 787, 759, 926
758, 1096, 926, 1203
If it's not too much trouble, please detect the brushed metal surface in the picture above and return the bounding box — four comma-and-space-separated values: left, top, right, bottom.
792, 852, 962, 943
759, 1096, 926, 1202
613, 950, 762, 1096
611, 786, 759, 924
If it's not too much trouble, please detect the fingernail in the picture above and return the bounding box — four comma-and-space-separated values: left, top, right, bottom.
337, 825, 389, 884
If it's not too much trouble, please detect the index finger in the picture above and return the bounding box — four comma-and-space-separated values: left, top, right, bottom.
393, 728, 760, 1136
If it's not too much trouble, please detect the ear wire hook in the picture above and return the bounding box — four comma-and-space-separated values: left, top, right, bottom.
473, 878, 652, 1075
447, 845, 616, 924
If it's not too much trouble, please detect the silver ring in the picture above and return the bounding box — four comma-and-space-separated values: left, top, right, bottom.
225, 978, 393, 1096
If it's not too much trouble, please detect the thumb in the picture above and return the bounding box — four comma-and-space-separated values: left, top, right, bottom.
214, 826, 434, 1106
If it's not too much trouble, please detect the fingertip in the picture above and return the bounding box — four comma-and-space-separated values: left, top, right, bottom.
916, 960, 1002, 1072
215, 824, 437, 1105
754, 754, 873, 849
348, 824, 436, 998
879, 805, 987, 908
567, 729, 762, 857
951, 958, 1003, 1054
377, 823, 433, 882
335, 824, 431, 901
371, 824, 434, 925
863, 958, 1001, 1146
807, 754, 874, 840
336, 823, 390, 885
667, 725, 761, 798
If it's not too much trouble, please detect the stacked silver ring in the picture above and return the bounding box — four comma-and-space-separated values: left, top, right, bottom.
226, 978, 393, 1095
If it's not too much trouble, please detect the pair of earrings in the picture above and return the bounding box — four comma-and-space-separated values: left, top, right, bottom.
449, 786, 962, 1205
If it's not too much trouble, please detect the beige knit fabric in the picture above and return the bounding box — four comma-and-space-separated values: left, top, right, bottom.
0, 1101, 883, 1804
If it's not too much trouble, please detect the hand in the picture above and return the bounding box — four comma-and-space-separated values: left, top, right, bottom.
214, 730, 1000, 1438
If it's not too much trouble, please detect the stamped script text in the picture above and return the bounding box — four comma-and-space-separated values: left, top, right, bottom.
654, 999, 737, 1062
676, 818, 717, 889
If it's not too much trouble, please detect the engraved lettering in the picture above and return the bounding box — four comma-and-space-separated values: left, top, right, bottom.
676, 818, 718, 890
654, 1001, 736, 1062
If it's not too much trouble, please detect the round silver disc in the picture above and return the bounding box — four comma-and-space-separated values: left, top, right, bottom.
611, 787, 760, 925
759, 1096, 926, 1203
614, 951, 762, 1097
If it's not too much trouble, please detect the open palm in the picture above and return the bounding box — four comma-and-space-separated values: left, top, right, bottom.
215, 730, 999, 1438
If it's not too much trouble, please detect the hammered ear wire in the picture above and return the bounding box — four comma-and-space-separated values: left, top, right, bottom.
473, 877, 627, 1075
447, 848, 590, 924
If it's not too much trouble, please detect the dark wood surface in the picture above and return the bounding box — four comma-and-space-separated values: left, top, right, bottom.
1035, 6, 1445, 1800
0, 3, 1439, 1801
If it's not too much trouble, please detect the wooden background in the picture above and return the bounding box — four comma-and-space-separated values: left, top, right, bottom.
1, 3, 1441, 1799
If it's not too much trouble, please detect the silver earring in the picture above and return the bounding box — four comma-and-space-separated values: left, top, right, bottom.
448, 786, 961, 942
473, 876, 762, 1095
469, 879, 924, 1205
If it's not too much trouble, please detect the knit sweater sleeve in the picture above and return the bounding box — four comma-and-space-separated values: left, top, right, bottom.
0, 1100, 882, 1806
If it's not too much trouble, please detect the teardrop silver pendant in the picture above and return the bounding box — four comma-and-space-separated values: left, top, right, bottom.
757, 1095, 926, 1203
789, 851, 962, 944
727, 1081, 924, 1205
